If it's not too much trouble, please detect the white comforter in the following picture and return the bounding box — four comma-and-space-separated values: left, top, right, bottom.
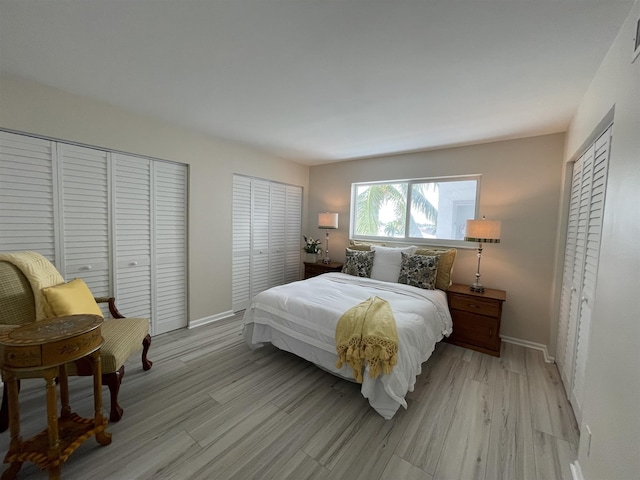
242, 272, 453, 419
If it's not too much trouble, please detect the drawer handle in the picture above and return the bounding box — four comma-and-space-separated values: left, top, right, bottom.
82, 265, 93, 271
130, 261, 138, 266
467, 303, 479, 309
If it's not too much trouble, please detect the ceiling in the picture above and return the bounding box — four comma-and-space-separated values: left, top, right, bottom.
0, 1, 634, 165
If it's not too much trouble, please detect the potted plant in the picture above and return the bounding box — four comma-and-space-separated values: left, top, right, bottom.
303, 236, 322, 262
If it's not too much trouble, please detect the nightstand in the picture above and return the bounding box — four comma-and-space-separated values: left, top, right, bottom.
445, 283, 506, 357
304, 261, 343, 279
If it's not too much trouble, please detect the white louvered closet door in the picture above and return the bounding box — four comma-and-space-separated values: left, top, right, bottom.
558, 146, 594, 390
154, 161, 188, 334
269, 183, 286, 288
284, 185, 302, 284
232, 175, 302, 312
113, 154, 152, 320
57, 144, 111, 301
251, 179, 271, 298
232, 175, 252, 312
556, 152, 584, 389
571, 128, 611, 422
0, 132, 58, 262
556, 126, 611, 425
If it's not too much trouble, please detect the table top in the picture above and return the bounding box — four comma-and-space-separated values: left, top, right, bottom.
0, 315, 103, 346
0, 314, 104, 370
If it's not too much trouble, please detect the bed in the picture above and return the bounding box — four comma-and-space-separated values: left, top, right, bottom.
242, 244, 456, 419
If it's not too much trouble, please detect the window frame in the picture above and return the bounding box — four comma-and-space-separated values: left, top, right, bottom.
349, 174, 482, 247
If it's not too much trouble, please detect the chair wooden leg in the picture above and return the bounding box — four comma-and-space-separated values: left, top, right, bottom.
142, 333, 153, 371
102, 366, 125, 423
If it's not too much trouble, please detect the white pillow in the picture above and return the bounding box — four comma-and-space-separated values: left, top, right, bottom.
370, 245, 417, 282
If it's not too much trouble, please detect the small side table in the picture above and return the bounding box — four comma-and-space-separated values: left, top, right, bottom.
304, 261, 343, 279
445, 284, 506, 357
0, 314, 112, 479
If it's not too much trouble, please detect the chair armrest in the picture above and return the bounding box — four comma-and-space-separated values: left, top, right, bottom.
94, 297, 126, 319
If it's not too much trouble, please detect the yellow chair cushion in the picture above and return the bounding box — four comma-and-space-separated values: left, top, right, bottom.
99, 318, 149, 373
66, 317, 150, 374
41, 278, 103, 318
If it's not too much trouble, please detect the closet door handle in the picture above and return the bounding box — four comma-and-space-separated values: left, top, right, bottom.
130, 261, 138, 266
82, 265, 93, 271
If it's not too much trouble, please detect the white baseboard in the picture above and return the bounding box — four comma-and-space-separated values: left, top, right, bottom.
570, 461, 585, 480
501, 335, 555, 363
189, 310, 235, 329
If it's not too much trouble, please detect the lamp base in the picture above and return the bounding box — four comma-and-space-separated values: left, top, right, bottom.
469, 283, 485, 293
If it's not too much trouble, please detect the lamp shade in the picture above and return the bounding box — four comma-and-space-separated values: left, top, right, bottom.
465, 218, 501, 243
318, 212, 339, 229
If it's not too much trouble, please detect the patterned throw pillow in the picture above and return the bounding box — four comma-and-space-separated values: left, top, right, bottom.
398, 253, 439, 289
414, 247, 457, 290
341, 249, 375, 277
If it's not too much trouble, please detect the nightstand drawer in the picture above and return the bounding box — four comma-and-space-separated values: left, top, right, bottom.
448, 295, 501, 317
448, 310, 499, 351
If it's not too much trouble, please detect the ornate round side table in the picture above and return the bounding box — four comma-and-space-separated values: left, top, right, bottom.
0, 314, 112, 479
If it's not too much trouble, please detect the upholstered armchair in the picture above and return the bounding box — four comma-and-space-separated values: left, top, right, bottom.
0, 252, 152, 429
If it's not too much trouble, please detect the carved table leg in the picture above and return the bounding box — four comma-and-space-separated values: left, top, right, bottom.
44, 368, 60, 478
58, 364, 71, 419
2, 372, 22, 480
91, 350, 111, 446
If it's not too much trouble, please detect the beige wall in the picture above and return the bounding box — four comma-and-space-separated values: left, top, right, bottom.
0, 73, 310, 323
308, 133, 566, 348
563, 1, 640, 478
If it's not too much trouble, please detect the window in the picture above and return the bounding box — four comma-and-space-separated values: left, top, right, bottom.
350, 175, 480, 244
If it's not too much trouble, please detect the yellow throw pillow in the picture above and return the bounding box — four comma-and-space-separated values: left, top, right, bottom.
414, 248, 457, 291
41, 278, 103, 318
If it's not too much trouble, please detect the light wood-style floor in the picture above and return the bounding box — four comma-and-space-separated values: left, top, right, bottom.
0, 313, 579, 480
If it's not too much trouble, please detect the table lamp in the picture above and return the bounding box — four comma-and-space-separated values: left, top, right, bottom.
318, 212, 338, 264
464, 216, 501, 293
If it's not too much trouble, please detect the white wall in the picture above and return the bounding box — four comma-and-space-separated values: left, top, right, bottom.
308, 133, 566, 349
0, 73, 310, 324
563, 2, 640, 478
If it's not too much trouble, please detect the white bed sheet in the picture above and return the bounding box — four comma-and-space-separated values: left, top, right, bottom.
241, 272, 453, 419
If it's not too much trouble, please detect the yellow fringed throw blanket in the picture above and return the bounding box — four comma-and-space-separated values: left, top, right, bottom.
335, 296, 398, 383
